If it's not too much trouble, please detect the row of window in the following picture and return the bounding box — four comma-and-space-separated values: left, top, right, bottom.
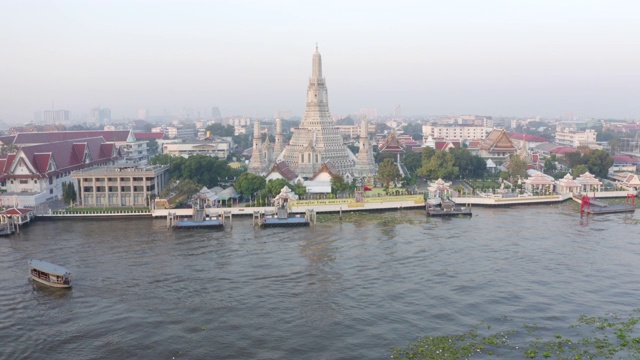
81, 177, 154, 182
82, 185, 155, 193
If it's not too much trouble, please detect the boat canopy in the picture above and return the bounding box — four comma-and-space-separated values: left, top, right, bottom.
28, 259, 71, 276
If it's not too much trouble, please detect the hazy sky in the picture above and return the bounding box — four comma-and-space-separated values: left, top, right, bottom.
1, 0, 639, 122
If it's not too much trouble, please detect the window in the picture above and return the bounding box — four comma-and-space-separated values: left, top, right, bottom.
20, 180, 28, 184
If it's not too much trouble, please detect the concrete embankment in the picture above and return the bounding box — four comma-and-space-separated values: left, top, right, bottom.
37, 191, 636, 219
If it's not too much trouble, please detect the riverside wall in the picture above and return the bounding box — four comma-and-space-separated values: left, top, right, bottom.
37, 191, 636, 219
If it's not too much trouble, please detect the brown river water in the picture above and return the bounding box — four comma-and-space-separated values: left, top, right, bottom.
1, 202, 639, 359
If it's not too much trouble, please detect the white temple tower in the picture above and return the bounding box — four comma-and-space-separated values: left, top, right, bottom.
273, 118, 284, 157
248, 120, 268, 175
279, 45, 356, 178
353, 118, 377, 178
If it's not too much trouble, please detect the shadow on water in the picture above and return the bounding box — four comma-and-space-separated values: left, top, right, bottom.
29, 280, 72, 300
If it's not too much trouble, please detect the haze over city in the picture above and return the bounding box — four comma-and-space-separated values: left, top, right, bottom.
1, 0, 639, 123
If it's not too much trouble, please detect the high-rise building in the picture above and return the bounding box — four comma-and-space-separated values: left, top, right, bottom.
138, 108, 149, 120
91, 107, 111, 123
42, 109, 70, 124
394, 105, 402, 117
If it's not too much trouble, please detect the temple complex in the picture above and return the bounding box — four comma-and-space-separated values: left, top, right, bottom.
249, 46, 373, 179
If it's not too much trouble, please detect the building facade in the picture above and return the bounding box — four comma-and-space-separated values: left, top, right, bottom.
422, 125, 492, 141
162, 139, 231, 159
72, 165, 170, 207
555, 129, 598, 148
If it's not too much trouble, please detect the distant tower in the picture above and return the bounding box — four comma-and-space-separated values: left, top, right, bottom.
353, 118, 377, 178
394, 104, 402, 117
278, 45, 356, 177
248, 120, 267, 175
273, 118, 284, 157
138, 108, 149, 120
212, 107, 221, 119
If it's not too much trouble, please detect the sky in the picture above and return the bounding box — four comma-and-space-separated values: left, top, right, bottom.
1, 0, 640, 123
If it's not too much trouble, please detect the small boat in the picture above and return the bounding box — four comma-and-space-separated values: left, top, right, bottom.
28, 259, 72, 288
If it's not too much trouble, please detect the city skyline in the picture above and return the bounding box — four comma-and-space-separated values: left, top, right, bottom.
1, 1, 640, 123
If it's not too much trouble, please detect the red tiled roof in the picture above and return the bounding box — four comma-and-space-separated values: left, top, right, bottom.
0, 135, 16, 145
12, 130, 132, 145
0, 208, 33, 215
33, 153, 51, 173
0, 137, 118, 180
509, 133, 549, 143
134, 132, 164, 140
311, 161, 339, 179
435, 140, 460, 150
467, 140, 482, 148
550, 146, 578, 155
272, 161, 298, 181
613, 155, 639, 164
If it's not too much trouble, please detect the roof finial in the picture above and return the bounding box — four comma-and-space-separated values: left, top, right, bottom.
315, 42, 318, 52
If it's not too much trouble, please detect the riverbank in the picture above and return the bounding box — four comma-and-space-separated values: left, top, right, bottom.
36, 190, 637, 219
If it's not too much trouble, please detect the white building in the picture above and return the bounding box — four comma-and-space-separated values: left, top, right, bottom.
162, 138, 231, 159
422, 125, 492, 141
555, 129, 598, 148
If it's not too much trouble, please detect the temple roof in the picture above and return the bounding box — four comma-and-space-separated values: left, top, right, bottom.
379, 131, 405, 153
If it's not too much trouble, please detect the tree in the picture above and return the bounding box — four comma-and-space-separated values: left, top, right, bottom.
505, 154, 528, 180
162, 179, 201, 207
572, 164, 589, 178
469, 155, 487, 178
181, 155, 219, 188
62, 182, 77, 206
335, 116, 355, 125
150, 154, 240, 187
564, 151, 585, 169
147, 139, 159, 155
266, 178, 291, 198
292, 181, 307, 198
401, 123, 423, 139
402, 151, 422, 175
543, 157, 557, 175
449, 147, 474, 177
377, 158, 402, 192
234, 172, 266, 197
418, 150, 458, 180
375, 151, 399, 164
585, 149, 614, 178
205, 123, 235, 137
330, 174, 350, 195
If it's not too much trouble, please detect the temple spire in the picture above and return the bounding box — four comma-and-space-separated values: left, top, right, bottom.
312, 44, 322, 79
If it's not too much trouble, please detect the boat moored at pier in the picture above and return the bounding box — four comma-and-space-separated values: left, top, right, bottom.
28, 259, 72, 288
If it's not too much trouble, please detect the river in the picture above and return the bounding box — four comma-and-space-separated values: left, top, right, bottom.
1, 202, 639, 359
